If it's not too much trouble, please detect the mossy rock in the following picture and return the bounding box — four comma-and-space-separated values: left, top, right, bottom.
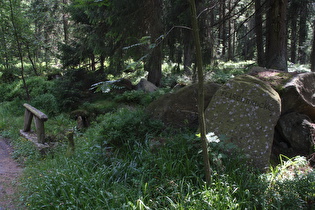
146, 82, 221, 130
249, 66, 296, 92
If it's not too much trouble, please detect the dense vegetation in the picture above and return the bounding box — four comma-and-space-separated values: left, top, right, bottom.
1, 0, 315, 209
0, 63, 314, 209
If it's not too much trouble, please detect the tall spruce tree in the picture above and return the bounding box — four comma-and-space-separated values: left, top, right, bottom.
265, 0, 288, 71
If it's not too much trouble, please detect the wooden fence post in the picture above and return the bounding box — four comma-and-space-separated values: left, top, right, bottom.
35, 117, 46, 144
23, 109, 33, 132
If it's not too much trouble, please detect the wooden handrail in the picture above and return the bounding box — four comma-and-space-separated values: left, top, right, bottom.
23, 103, 48, 121
22, 103, 48, 144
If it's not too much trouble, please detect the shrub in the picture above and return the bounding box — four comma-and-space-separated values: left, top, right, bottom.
44, 114, 76, 143
0, 99, 24, 117
93, 107, 165, 148
0, 76, 55, 102
53, 68, 99, 111
0, 80, 24, 101
26, 76, 55, 97
0, 66, 19, 83
30, 93, 59, 116
113, 89, 169, 106
79, 100, 119, 116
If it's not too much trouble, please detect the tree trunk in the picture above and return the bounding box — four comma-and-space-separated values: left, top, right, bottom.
44, 26, 50, 69
147, 46, 162, 87
99, 54, 105, 73
26, 44, 39, 76
0, 25, 10, 69
189, 0, 212, 186
255, 0, 265, 66
62, 0, 69, 45
298, 4, 308, 64
265, 0, 288, 71
91, 54, 96, 71
221, 0, 227, 59
227, 0, 233, 60
183, 30, 193, 75
9, 0, 30, 101
244, 18, 256, 60
289, 0, 299, 63
310, 21, 315, 72
146, 0, 163, 87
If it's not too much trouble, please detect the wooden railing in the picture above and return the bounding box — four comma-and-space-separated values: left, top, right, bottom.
21, 103, 48, 144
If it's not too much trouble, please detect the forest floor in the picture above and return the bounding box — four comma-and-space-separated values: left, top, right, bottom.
0, 137, 24, 209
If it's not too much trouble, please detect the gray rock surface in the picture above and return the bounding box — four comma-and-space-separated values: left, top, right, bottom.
276, 112, 315, 156
147, 82, 221, 130
136, 79, 158, 92
281, 72, 315, 120
205, 75, 281, 169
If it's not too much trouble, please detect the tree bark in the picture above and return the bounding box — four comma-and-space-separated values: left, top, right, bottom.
99, 54, 105, 73
220, 0, 227, 59
298, 4, 308, 64
183, 30, 193, 75
62, 0, 69, 45
227, 0, 233, 60
8, 0, 30, 101
255, 0, 265, 66
147, 45, 162, 87
310, 21, 315, 72
0, 25, 10, 69
189, 0, 212, 186
26, 44, 39, 76
145, 0, 163, 87
265, 0, 288, 71
289, 0, 299, 63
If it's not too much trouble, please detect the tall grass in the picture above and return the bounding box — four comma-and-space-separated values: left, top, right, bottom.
0, 100, 28, 139
18, 107, 315, 209
1, 69, 314, 209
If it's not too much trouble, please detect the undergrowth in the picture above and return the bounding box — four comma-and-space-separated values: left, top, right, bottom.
0, 62, 314, 209
17, 107, 315, 209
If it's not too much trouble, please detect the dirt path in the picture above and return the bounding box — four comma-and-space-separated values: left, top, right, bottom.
0, 137, 24, 209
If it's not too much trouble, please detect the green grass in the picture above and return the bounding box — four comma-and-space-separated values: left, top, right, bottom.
0, 65, 314, 209
17, 107, 315, 209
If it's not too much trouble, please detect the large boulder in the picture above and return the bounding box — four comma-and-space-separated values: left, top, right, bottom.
280, 72, 315, 120
136, 79, 158, 92
205, 75, 281, 170
250, 68, 315, 162
147, 83, 221, 130
275, 112, 315, 157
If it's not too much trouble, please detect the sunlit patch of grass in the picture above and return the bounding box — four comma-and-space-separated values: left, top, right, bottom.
205, 60, 254, 83
288, 62, 311, 72
217, 60, 255, 70
260, 156, 315, 209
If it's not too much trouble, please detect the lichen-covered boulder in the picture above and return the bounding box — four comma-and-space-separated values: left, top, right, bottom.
146, 83, 221, 130
205, 75, 281, 169
280, 72, 315, 120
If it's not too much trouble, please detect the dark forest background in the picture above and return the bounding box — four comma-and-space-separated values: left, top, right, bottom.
1, 0, 315, 88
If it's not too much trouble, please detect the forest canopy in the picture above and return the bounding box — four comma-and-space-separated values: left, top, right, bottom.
1, 0, 315, 87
